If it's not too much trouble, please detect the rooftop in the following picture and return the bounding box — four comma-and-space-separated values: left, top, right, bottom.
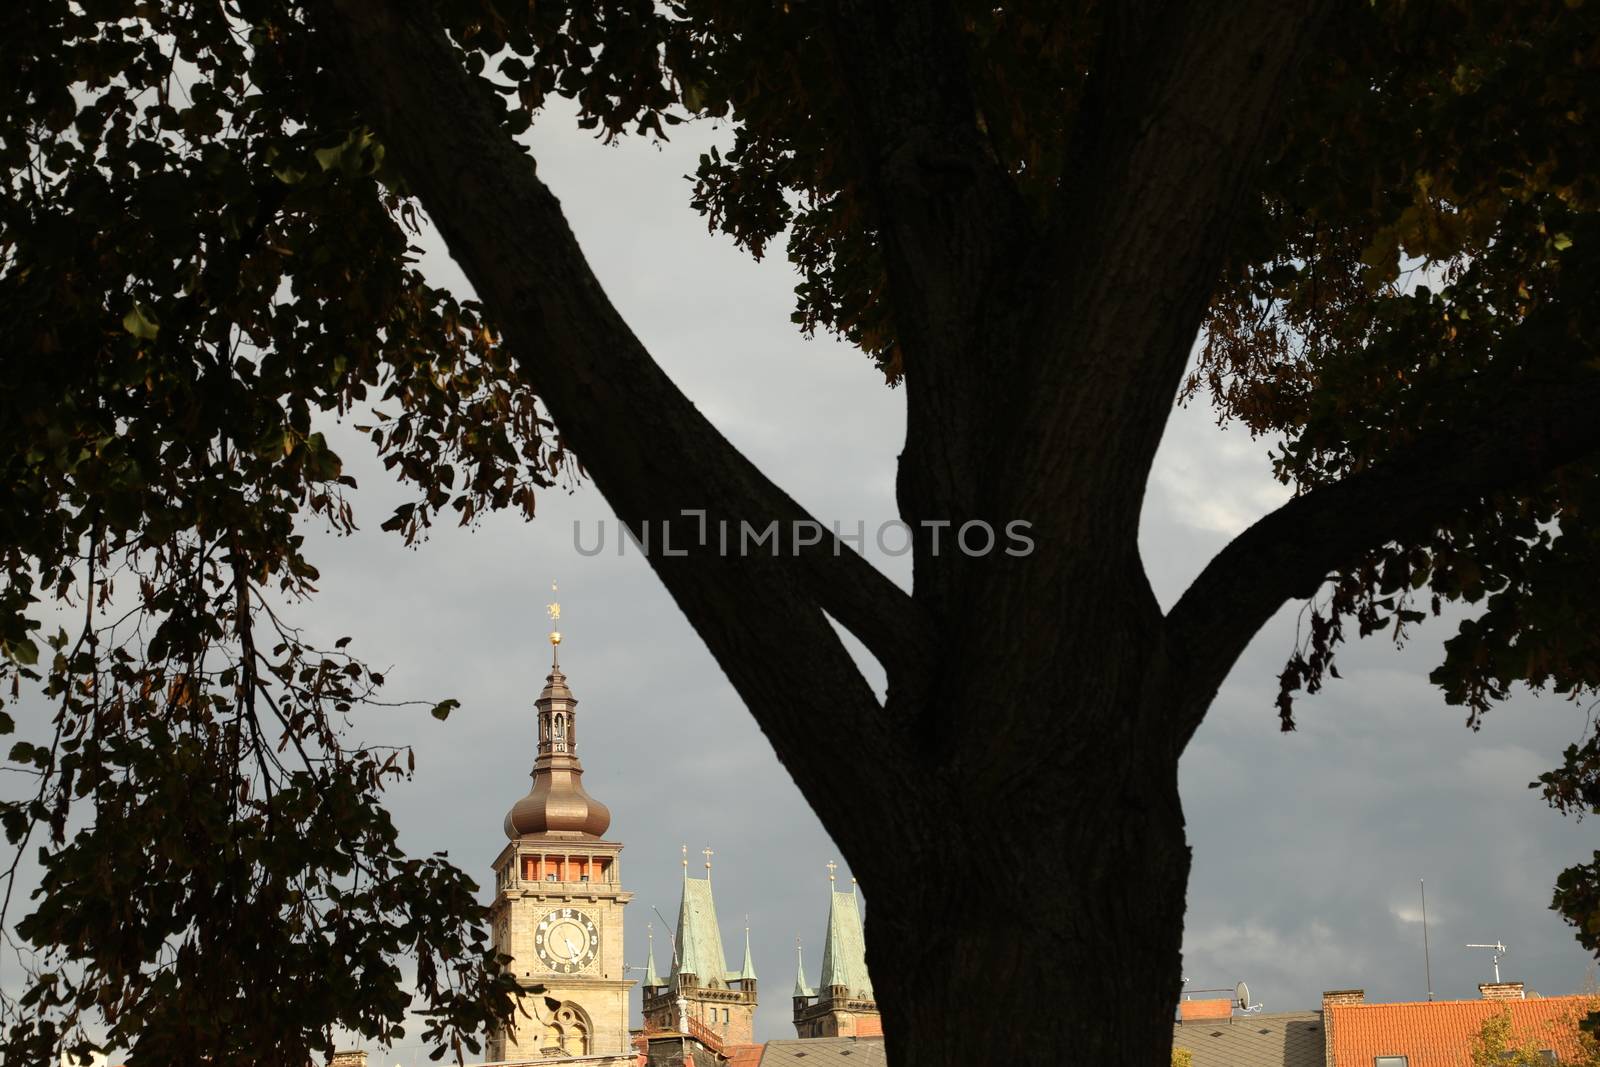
1329, 995, 1596, 1067
1171, 1010, 1324, 1067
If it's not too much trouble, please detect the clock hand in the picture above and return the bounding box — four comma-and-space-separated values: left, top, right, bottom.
565, 936, 579, 960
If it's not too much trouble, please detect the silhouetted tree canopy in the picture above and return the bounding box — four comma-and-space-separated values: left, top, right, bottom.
4, 1, 1600, 1063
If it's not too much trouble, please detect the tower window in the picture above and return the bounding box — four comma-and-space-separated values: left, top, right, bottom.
1375, 1058, 1408, 1067
546, 873, 557, 882
580, 874, 590, 882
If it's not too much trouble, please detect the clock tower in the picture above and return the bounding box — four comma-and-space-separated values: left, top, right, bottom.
487, 601, 633, 1061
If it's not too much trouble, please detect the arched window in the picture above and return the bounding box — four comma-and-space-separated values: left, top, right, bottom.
552, 1001, 592, 1055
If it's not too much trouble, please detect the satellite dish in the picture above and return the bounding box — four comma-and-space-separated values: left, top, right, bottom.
1236, 980, 1263, 1013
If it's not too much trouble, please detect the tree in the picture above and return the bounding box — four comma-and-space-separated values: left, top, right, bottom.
4, 1, 1600, 1065
1470, 1002, 1600, 1067
1471, 1009, 1549, 1067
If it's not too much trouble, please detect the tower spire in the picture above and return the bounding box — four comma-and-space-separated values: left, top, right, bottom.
670, 846, 729, 985
502, 592, 611, 838
740, 916, 757, 982
819, 865, 872, 998
645, 922, 661, 987
793, 937, 812, 998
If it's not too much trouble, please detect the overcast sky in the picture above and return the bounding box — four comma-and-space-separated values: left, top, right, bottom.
14, 100, 1599, 1064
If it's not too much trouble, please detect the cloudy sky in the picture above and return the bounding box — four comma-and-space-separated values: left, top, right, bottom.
17, 100, 1600, 1063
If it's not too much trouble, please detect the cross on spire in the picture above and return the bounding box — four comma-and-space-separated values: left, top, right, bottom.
826, 859, 838, 883
702, 847, 715, 875
681, 844, 688, 869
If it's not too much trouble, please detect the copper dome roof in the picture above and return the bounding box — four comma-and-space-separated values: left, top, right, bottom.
503, 767, 611, 838
503, 660, 612, 839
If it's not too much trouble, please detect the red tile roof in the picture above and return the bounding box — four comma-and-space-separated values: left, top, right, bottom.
1330, 995, 1596, 1067
1180, 999, 1234, 1022
723, 1043, 764, 1067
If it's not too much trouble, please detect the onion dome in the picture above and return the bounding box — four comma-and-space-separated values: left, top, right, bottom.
503, 589, 612, 839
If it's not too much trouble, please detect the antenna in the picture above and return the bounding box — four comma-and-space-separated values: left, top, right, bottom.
1236, 981, 1263, 1013
1466, 941, 1507, 983
1420, 879, 1434, 1001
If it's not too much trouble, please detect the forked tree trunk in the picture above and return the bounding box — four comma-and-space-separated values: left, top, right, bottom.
312, 4, 1328, 1064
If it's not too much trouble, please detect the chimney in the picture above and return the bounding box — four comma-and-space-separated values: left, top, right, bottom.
1321, 991, 1364, 1067
330, 1053, 367, 1067
1480, 981, 1526, 1001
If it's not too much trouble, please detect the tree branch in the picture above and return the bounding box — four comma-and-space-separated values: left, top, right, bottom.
1165, 373, 1600, 746
819, 1, 1038, 627
315, 0, 931, 845
822, 0, 1029, 366
1002, 2, 1335, 540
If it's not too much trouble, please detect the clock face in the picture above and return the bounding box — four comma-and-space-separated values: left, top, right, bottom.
534, 907, 600, 973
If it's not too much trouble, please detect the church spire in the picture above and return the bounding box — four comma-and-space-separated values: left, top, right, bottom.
818, 863, 873, 998
643, 847, 759, 1043
793, 937, 813, 998
645, 923, 661, 987
502, 588, 612, 838
739, 918, 757, 982
671, 844, 733, 985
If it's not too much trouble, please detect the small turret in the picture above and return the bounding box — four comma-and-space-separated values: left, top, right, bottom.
793, 939, 813, 1000
645, 923, 662, 988
739, 921, 758, 984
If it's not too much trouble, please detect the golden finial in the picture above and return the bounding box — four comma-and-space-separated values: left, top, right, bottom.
681, 844, 688, 870
546, 580, 562, 647
826, 859, 837, 884
703, 847, 715, 875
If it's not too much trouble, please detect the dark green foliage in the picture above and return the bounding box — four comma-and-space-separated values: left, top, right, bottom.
1195, 1, 1600, 730
0, 0, 555, 1059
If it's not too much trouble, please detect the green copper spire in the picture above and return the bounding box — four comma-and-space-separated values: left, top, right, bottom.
670, 845, 730, 986
818, 868, 873, 999
793, 938, 813, 998
645, 923, 661, 987
739, 919, 757, 982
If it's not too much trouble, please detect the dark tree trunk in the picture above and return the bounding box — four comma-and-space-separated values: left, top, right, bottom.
847, 540, 1194, 1063
312, 1, 1600, 1062
870, 802, 1191, 1065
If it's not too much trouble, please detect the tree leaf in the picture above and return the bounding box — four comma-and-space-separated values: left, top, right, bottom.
121, 305, 159, 340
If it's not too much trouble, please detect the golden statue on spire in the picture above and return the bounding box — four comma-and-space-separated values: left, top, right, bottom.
546, 580, 562, 647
